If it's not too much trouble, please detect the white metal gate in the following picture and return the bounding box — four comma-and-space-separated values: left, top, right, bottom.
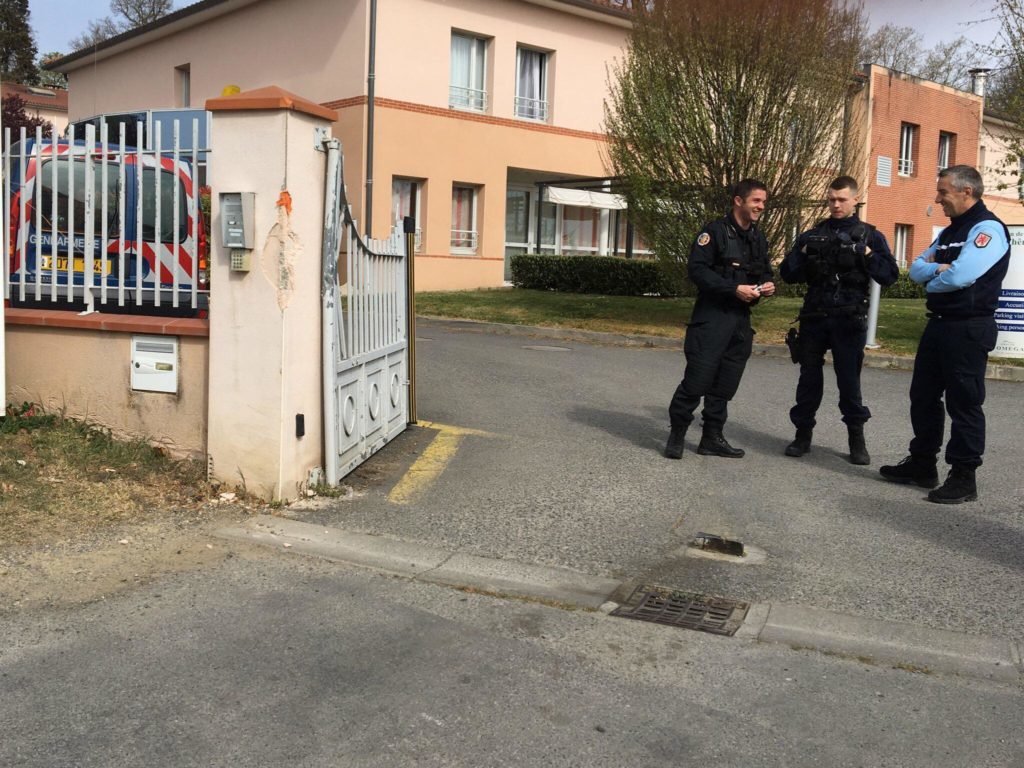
320, 138, 409, 484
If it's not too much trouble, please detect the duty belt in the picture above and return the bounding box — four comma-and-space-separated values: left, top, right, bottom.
798, 304, 867, 321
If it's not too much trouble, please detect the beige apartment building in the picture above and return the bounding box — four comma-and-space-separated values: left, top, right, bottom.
52, 0, 633, 290
979, 109, 1024, 227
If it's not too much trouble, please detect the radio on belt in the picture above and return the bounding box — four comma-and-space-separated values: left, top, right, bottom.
220, 192, 255, 271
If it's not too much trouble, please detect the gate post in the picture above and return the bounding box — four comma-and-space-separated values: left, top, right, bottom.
205, 87, 338, 501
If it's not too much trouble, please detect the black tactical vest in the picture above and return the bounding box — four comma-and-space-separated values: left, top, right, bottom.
715, 218, 767, 285
804, 218, 874, 312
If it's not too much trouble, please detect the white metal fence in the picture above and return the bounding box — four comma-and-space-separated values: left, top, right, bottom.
2, 119, 209, 314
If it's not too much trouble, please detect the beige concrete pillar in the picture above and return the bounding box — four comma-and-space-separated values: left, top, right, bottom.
206, 87, 339, 501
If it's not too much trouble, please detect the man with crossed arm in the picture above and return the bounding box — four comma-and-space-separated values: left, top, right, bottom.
880, 165, 1010, 504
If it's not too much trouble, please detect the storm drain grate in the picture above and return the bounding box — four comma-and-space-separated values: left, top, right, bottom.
610, 586, 749, 636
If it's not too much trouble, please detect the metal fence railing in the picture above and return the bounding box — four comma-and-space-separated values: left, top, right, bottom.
514, 96, 548, 121
449, 86, 488, 112
2, 119, 210, 314
450, 229, 478, 252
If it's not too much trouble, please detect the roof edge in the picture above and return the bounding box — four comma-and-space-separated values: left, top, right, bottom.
206, 85, 338, 121
520, 0, 632, 27
49, 0, 632, 72
47, 0, 259, 72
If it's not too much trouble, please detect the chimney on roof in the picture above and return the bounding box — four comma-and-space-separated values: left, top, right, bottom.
969, 68, 991, 98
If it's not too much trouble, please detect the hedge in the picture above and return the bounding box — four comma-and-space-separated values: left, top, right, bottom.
881, 270, 927, 299
510, 253, 673, 296
773, 272, 925, 299
510, 254, 926, 300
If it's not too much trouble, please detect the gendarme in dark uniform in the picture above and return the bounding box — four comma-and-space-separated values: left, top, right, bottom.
779, 176, 898, 464
881, 165, 1010, 504
664, 179, 775, 460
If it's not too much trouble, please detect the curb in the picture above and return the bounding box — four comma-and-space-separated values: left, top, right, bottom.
214, 515, 620, 610
417, 316, 1024, 382
216, 516, 1022, 684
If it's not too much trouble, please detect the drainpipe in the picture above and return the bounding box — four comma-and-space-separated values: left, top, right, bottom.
365, 0, 378, 237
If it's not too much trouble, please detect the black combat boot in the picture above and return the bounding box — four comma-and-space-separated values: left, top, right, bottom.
664, 426, 687, 460
784, 427, 813, 458
847, 424, 870, 465
697, 428, 745, 458
879, 454, 939, 489
927, 465, 978, 504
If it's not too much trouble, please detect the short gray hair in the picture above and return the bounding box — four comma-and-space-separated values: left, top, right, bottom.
938, 165, 984, 198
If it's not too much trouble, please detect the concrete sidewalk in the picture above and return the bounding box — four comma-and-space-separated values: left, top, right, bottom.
216, 515, 1023, 684
419, 316, 1024, 382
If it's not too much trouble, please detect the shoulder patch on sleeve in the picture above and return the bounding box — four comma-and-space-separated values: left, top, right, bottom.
974, 232, 992, 248
697, 232, 711, 247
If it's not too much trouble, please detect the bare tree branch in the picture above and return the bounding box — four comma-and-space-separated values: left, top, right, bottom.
605, 0, 866, 291
68, 0, 173, 51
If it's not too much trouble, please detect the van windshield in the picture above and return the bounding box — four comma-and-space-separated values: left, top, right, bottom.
38, 159, 119, 235
139, 168, 188, 243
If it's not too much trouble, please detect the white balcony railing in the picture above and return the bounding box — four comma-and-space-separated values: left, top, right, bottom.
514, 96, 548, 121
898, 158, 914, 176
449, 86, 487, 112
450, 229, 478, 252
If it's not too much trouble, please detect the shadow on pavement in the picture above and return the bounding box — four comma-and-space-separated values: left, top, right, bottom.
842, 487, 1024, 572
567, 405, 664, 453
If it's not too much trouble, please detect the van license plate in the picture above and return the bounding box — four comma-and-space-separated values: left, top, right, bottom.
40, 256, 113, 275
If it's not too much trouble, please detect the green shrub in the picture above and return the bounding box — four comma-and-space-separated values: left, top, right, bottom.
510, 254, 678, 296
771, 278, 808, 299
882, 271, 927, 299
773, 271, 924, 300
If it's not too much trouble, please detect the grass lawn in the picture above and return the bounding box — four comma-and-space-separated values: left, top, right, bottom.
0, 405, 210, 546
416, 288, 935, 357
416, 288, 1022, 365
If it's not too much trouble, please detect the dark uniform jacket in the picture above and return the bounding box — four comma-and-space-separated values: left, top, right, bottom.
689, 213, 772, 311
917, 200, 1010, 318
781, 215, 898, 316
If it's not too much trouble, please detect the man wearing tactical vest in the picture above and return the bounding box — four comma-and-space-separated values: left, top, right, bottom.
664, 179, 775, 460
881, 165, 1010, 504
779, 176, 898, 464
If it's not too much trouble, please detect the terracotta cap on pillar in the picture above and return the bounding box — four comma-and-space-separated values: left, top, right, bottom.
206, 85, 338, 122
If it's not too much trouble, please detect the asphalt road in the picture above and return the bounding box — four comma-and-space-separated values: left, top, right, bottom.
298, 319, 1024, 639
3, 551, 1022, 767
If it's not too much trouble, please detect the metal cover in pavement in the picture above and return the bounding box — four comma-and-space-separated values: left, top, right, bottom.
611, 586, 749, 636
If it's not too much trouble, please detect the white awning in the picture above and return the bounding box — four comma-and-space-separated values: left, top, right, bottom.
542, 186, 627, 210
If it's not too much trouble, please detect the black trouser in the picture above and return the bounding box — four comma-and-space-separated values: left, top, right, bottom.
789, 314, 870, 430
908, 315, 997, 469
669, 304, 753, 430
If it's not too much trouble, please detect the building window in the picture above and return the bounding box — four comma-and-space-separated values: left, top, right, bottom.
938, 132, 955, 172
392, 178, 423, 252
515, 47, 548, 121
610, 211, 652, 257
175, 64, 191, 108
450, 33, 487, 112
451, 184, 479, 253
561, 205, 602, 255
898, 123, 916, 176
894, 224, 912, 268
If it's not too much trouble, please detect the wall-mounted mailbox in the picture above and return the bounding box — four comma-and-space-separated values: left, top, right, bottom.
220, 192, 255, 271
220, 192, 255, 248
131, 335, 179, 393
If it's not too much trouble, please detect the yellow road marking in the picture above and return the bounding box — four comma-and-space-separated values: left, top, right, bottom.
415, 420, 494, 438
387, 422, 495, 505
